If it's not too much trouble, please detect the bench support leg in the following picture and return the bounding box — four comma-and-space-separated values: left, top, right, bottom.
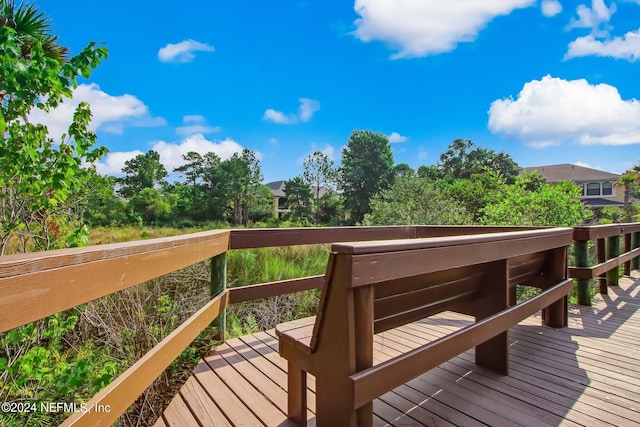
476, 332, 509, 375
287, 362, 307, 426
475, 259, 509, 375
542, 295, 568, 328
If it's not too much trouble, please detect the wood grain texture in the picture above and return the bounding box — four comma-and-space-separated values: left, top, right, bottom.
228, 275, 324, 304
61, 291, 228, 427
0, 230, 230, 332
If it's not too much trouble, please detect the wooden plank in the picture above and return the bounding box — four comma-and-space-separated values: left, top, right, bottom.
204, 348, 293, 426
373, 273, 482, 321
333, 228, 572, 255
162, 394, 199, 426
229, 226, 417, 249
190, 361, 264, 426
61, 291, 229, 427
350, 279, 573, 409
573, 224, 624, 241
415, 225, 543, 238
228, 275, 324, 304
569, 246, 640, 279
179, 376, 231, 426
347, 231, 572, 287
0, 231, 230, 332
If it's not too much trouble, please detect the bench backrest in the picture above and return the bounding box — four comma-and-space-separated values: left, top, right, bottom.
309, 228, 572, 352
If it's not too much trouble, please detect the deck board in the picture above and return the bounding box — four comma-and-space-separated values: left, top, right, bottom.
161, 273, 640, 426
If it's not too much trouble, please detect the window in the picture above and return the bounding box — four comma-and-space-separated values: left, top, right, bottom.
602, 182, 613, 196
586, 183, 601, 196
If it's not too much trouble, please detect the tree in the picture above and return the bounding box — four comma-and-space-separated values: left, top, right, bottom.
219, 149, 262, 225
364, 176, 472, 226
340, 130, 394, 224
284, 177, 313, 222
417, 165, 439, 180
483, 175, 590, 226
0, 0, 108, 254
618, 171, 638, 222
302, 151, 336, 224
437, 139, 520, 183
119, 150, 168, 198
393, 163, 414, 179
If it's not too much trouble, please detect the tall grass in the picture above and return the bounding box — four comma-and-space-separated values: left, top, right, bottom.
225, 245, 330, 335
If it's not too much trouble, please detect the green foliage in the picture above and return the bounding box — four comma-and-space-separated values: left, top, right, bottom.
597, 206, 626, 224
316, 189, 344, 225
218, 149, 263, 225
284, 176, 313, 222
0, 0, 108, 255
119, 150, 168, 198
446, 169, 506, 222
364, 176, 473, 225
0, 313, 119, 425
302, 151, 337, 223
340, 130, 394, 224
483, 174, 590, 226
129, 187, 175, 224
438, 139, 520, 183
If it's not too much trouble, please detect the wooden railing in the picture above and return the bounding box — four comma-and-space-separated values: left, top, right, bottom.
569, 223, 640, 305
0, 224, 639, 425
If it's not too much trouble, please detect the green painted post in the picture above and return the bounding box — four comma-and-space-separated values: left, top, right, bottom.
624, 233, 631, 276
574, 239, 591, 306
633, 232, 640, 270
211, 252, 227, 342
606, 235, 620, 287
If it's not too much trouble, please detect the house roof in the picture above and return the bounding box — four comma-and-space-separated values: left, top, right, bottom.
581, 198, 625, 208
266, 180, 286, 197
522, 164, 620, 183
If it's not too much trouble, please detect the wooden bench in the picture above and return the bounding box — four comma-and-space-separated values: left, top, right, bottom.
275, 228, 574, 427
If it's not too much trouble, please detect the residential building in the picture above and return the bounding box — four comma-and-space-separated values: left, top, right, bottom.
522, 163, 623, 208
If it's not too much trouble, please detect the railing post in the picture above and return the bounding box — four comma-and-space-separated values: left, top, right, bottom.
211, 252, 227, 342
624, 232, 632, 276
633, 232, 640, 270
597, 238, 606, 294
606, 235, 620, 288
574, 239, 591, 306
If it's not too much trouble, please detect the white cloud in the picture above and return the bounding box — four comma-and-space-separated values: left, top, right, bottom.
28, 83, 165, 139
176, 115, 221, 136
417, 148, 428, 160
263, 98, 320, 124
95, 135, 247, 176
153, 134, 246, 171
263, 109, 296, 124
488, 75, 640, 147
158, 39, 215, 63
541, 0, 563, 17
352, 0, 534, 59
298, 144, 337, 165
95, 150, 144, 175
565, 29, 640, 61
566, 0, 616, 36
299, 98, 320, 121
388, 132, 408, 143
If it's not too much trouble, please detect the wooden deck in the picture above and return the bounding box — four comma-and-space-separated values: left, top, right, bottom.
157, 273, 640, 427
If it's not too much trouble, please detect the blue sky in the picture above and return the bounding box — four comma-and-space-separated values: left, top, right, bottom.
34, 0, 640, 183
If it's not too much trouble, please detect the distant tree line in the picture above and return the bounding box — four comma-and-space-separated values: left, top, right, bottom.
79, 132, 608, 229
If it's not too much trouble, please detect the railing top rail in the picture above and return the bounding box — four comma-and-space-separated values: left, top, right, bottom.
228, 226, 418, 249
573, 223, 640, 240
0, 230, 230, 333
0, 229, 230, 279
